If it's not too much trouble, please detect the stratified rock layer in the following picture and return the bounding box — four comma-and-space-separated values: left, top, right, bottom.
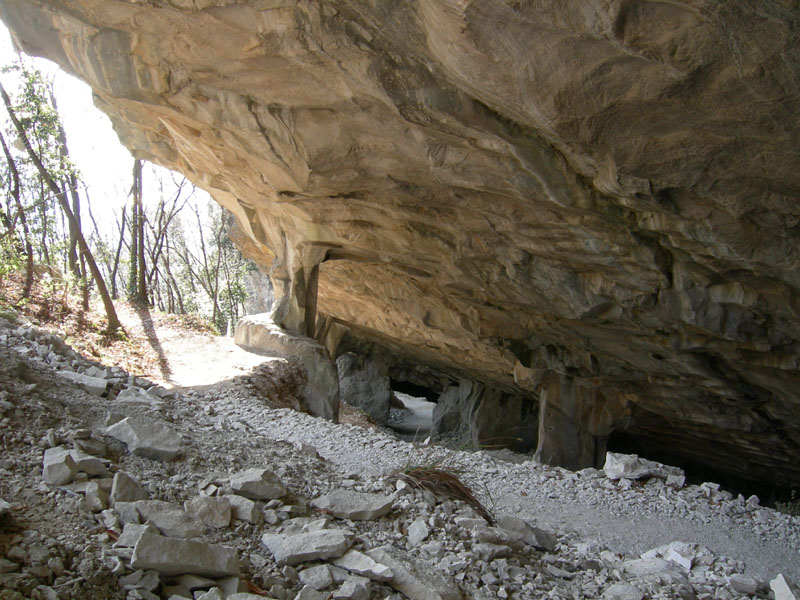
2, 1, 798, 486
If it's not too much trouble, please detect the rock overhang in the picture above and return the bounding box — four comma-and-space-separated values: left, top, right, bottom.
1, 0, 798, 489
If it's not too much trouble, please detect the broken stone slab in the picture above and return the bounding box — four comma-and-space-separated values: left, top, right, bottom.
83, 365, 110, 379
621, 557, 685, 580
333, 577, 370, 600
114, 501, 143, 526
332, 549, 393, 582
407, 519, 430, 547
42, 446, 77, 485
603, 452, 684, 481
131, 532, 240, 577
106, 416, 181, 460
728, 574, 759, 595
161, 573, 217, 598
471, 542, 512, 562
195, 589, 224, 600
229, 468, 287, 500
602, 583, 643, 600
216, 576, 247, 596
58, 371, 107, 396
311, 490, 393, 521
261, 530, 354, 566
129, 500, 203, 538
115, 387, 166, 408
226, 494, 263, 524
68, 449, 109, 477
111, 471, 149, 505
470, 526, 526, 551
299, 564, 334, 590
184, 496, 231, 529
294, 588, 329, 600
772, 574, 799, 600
235, 315, 339, 422
120, 569, 161, 592
495, 514, 556, 551
115, 523, 160, 548
365, 546, 463, 600
84, 481, 109, 512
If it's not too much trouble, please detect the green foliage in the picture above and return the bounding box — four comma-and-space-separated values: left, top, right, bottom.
0, 234, 23, 280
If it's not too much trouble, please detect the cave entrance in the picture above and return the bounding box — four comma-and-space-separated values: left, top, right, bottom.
606, 429, 791, 507
386, 378, 438, 442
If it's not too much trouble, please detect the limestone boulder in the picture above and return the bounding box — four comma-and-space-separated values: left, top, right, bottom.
235, 315, 338, 422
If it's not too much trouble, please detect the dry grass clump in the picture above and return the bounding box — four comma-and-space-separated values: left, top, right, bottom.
397, 465, 495, 526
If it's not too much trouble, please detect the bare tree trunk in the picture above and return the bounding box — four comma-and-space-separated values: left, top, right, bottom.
110, 204, 128, 299
0, 130, 34, 296
1, 81, 123, 333
130, 159, 148, 304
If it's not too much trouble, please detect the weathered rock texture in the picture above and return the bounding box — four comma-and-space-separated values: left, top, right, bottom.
2, 1, 799, 487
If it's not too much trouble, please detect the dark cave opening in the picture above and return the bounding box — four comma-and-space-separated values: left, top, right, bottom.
606, 429, 793, 508
389, 378, 439, 402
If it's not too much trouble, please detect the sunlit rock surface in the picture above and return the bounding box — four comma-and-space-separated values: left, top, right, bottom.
2, 0, 798, 488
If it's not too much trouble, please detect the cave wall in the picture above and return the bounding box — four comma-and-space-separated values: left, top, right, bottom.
2, 0, 799, 487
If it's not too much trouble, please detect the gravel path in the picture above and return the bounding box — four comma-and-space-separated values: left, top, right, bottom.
120, 319, 800, 586
206, 381, 800, 583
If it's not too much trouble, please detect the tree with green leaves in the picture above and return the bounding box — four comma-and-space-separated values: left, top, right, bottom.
0, 59, 122, 333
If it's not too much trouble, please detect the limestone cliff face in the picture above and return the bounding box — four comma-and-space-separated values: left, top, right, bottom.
2, 1, 798, 486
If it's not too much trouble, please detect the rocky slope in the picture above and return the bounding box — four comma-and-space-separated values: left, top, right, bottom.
1, 1, 799, 488
2, 311, 800, 600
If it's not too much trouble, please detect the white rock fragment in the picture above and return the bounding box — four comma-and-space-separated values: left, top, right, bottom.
106, 416, 181, 460
299, 564, 334, 590
226, 494, 263, 524
311, 489, 393, 520
366, 546, 463, 600
622, 557, 680, 579
495, 514, 556, 551
666, 474, 686, 488
116, 387, 166, 408
408, 518, 430, 547
333, 577, 370, 600
261, 530, 354, 566
603, 452, 683, 481
229, 468, 286, 499
663, 542, 693, 570
771, 574, 799, 600
602, 583, 643, 600
111, 471, 149, 505
729, 574, 758, 595
84, 481, 109, 511
0, 498, 11, 518
294, 586, 329, 600
42, 446, 77, 485
195, 588, 224, 600
115, 523, 160, 548
132, 500, 203, 538
472, 543, 511, 561
332, 549, 394, 582
68, 449, 109, 477
131, 532, 239, 577
58, 371, 107, 396
184, 496, 231, 529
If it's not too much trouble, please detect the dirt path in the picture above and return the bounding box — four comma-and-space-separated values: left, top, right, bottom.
115, 303, 270, 388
